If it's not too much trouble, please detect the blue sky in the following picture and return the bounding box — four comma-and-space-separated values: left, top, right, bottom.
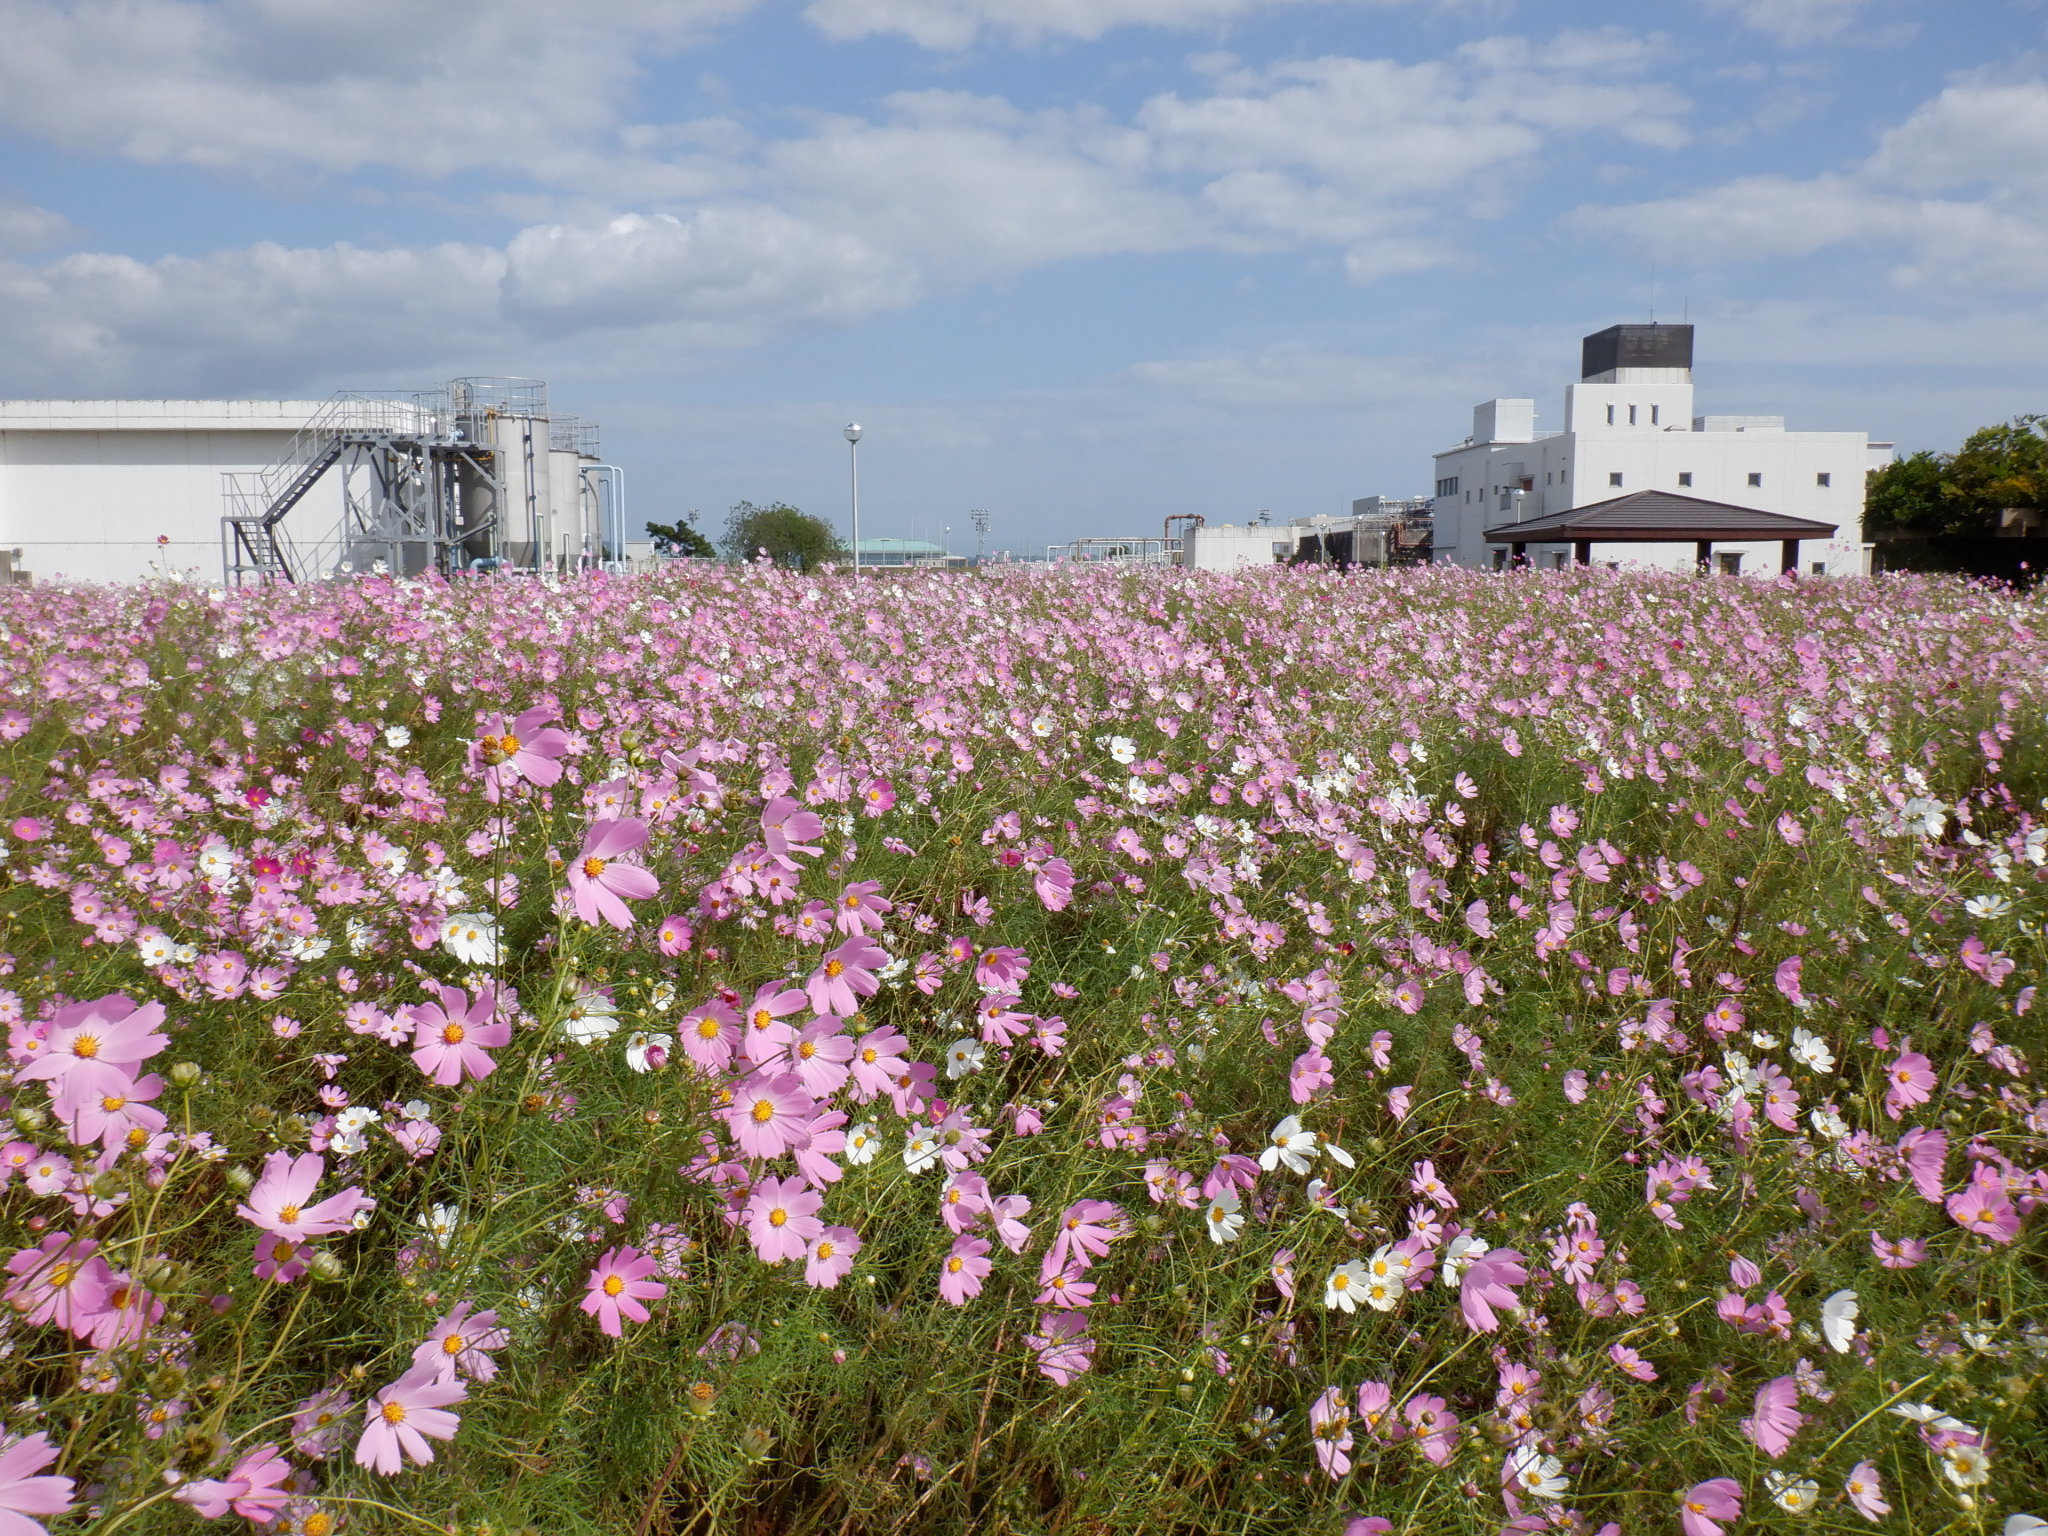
1, 0, 2043, 554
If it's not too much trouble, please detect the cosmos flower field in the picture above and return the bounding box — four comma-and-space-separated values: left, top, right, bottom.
0, 561, 2042, 1536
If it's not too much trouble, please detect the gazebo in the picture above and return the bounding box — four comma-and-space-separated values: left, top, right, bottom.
1483, 490, 1838, 574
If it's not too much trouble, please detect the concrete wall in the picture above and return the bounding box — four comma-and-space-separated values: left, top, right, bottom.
1183, 523, 1286, 571
0, 401, 343, 584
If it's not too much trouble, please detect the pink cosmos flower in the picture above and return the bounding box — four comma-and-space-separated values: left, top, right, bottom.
1026, 1310, 1094, 1384
989, 1193, 1034, 1253
745, 1175, 824, 1264
804, 1225, 861, 1288
581, 1245, 667, 1337
1898, 1126, 1948, 1201
1309, 1386, 1354, 1479
1032, 857, 1074, 911
1048, 1200, 1125, 1272
291, 1386, 355, 1459
1609, 1344, 1657, 1381
3, 1232, 111, 1338
739, 982, 806, 1066
1947, 1164, 2020, 1243
938, 1235, 992, 1305
254, 1232, 313, 1284
236, 1150, 374, 1243
1404, 1394, 1458, 1464
679, 999, 742, 1073
834, 880, 892, 935
174, 1441, 291, 1520
845, 1025, 909, 1101
1845, 1461, 1889, 1521
806, 936, 885, 1017
1884, 1050, 1935, 1118
725, 1073, 815, 1160
408, 983, 510, 1087
761, 796, 824, 860
1679, 1478, 1741, 1536
1870, 1231, 1926, 1268
0, 1431, 75, 1530
566, 817, 659, 930
1035, 1264, 1097, 1310
473, 705, 570, 799
62, 1072, 166, 1153
859, 777, 896, 816
1458, 1248, 1527, 1333
355, 1363, 468, 1473
788, 1016, 857, 1097
656, 914, 694, 955
1742, 1376, 1805, 1458
412, 1301, 510, 1383
13, 994, 169, 1113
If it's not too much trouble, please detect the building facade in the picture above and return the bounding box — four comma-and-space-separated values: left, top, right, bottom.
1431, 325, 1890, 576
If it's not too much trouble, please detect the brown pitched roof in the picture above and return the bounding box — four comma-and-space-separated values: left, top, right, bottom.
1484, 490, 1837, 543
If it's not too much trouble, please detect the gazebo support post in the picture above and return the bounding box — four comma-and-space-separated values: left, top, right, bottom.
1695, 540, 1712, 574
1573, 539, 1592, 567
1780, 540, 1798, 577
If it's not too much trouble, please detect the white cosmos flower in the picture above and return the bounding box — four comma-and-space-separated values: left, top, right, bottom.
135, 932, 175, 967
2005, 1516, 2047, 1536
1323, 1260, 1368, 1313
1944, 1443, 1992, 1487
561, 986, 621, 1045
1204, 1188, 1245, 1245
1507, 1446, 1567, 1501
624, 1031, 673, 1073
1440, 1232, 1491, 1287
648, 981, 676, 1013
844, 1123, 879, 1166
1360, 1273, 1403, 1312
1258, 1115, 1318, 1175
1766, 1471, 1820, 1514
1808, 1104, 1848, 1141
418, 1203, 461, 1250
1105, 736, 1137, 765
903, 1129, 942, 1175
1790, 1028, 1836, 1074
383, 725, 412, 749
1305, 1178, 1348, 1220
1820, 1289, 1859, 1353
1965, 893, 2013, 920
1315, 1131, 1356, 1168
439, 913, 500, 966
944, 1037, 986, 1079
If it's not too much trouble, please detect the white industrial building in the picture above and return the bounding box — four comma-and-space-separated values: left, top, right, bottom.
1430, 325, 1891, 576
0, 377, 624, 586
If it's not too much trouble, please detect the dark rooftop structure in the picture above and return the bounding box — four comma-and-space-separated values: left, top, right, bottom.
1484, 490, 1837, 574
1581, 323, 1694, 380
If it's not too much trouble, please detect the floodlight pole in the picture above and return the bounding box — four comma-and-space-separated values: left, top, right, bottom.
844, 423, 863, 576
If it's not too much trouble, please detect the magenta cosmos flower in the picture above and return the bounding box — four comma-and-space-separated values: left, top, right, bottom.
1742, 1375, 1805, 1457
581, 1245, 667, 1337
805, 936, 886, 1017
235, 1150, 374, 1243
3, 1232, 111, 1338
408, 983, 511, 1087
1947, 1165, 2020, 1243
566, 817, 659, 930
411, 1300, 510, 1383
0, 1431, 75, 1530
1459, 1248, 1528, 1333
473, 705, 570, 799
1679, 1478, 1741, 1536
174, 1441, 291, 1521
679, 999, 742, 1073
355, 1364, 467, 1474
744, 1175, 824, 1264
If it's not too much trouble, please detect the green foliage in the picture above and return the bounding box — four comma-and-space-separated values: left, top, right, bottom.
1867, 415, 2048, 538
719, 501, 848, 570
646, 514, 717, 560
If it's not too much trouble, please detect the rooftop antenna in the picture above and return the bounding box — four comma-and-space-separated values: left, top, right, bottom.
1649, 262, 1657, 323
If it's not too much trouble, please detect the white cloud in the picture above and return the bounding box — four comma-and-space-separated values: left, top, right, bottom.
0, 0, 757, 179
0, 199, 78, 254
1569, 77, 2048, 290
801, 0, 1430, 49
1700, 0, 1877, 45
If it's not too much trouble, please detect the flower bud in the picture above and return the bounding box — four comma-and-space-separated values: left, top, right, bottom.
308, 1250, 346, 1282
225, 1165, 256, 1193
167, 1062, 202, 1087
686, 1381, 716, 1419
10, 1106, 46, 1134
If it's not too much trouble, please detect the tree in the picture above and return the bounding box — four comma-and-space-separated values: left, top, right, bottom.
719, 502, 848, 571
644, 512, 716, 560
1866, 415, 2048, 539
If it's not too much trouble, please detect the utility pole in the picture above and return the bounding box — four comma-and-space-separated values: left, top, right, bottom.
970, 508, 991, 565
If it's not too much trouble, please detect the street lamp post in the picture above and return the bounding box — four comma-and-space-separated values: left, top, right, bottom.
971, 509, 991, 565
942, 524, 951, 563
843, 423, 863, 577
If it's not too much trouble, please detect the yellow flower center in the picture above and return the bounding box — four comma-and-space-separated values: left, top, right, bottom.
752, 1009, 773, 1031
271, 1242, 297, 1263
442, 1023, 466, 1045
583, 856, 608, 879
946, 1256, 964, 1273
695, 1016, 721, 1040
277, 1204, 301, 1225
72, 1033, 102, 1060
1332, 1274, 1350, 1291
769, 1208, 787, 1227
603, 1274, 625, 1296
861, 1047, 877, 1064
381, 1400, 408, 1425
824, 959, 845, 978
101, 1094, 126, 1112
304, 1515, 336, 1536
751, 1099, 775, 1123
815, 1240, 835, 1260
443, 1334, 466, 1355
798, 1040, 816, 1060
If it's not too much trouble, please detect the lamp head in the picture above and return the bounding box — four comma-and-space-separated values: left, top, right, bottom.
843, 423, 863, 443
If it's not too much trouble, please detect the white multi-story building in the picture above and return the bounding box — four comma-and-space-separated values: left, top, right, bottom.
1430, 325, 1891, 576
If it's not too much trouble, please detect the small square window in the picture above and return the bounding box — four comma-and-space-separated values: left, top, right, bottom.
1628, 404, 1638, 425
1677, 472, 1693, 487
1717, 552, 1743, 576
1810, 561, 1827, 576
1609, 472, 1624, 487
1606, 405, 1615, 424
1816, 472, 1831, 487
1747, 472, 1763, 487
1651, 405, 1661, 425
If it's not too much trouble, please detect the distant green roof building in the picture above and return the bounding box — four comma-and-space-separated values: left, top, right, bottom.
856, 537, 947, 566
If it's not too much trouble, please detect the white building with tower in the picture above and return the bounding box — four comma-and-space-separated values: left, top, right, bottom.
1430, 325, 1889, 576
0, 377, 624, 586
